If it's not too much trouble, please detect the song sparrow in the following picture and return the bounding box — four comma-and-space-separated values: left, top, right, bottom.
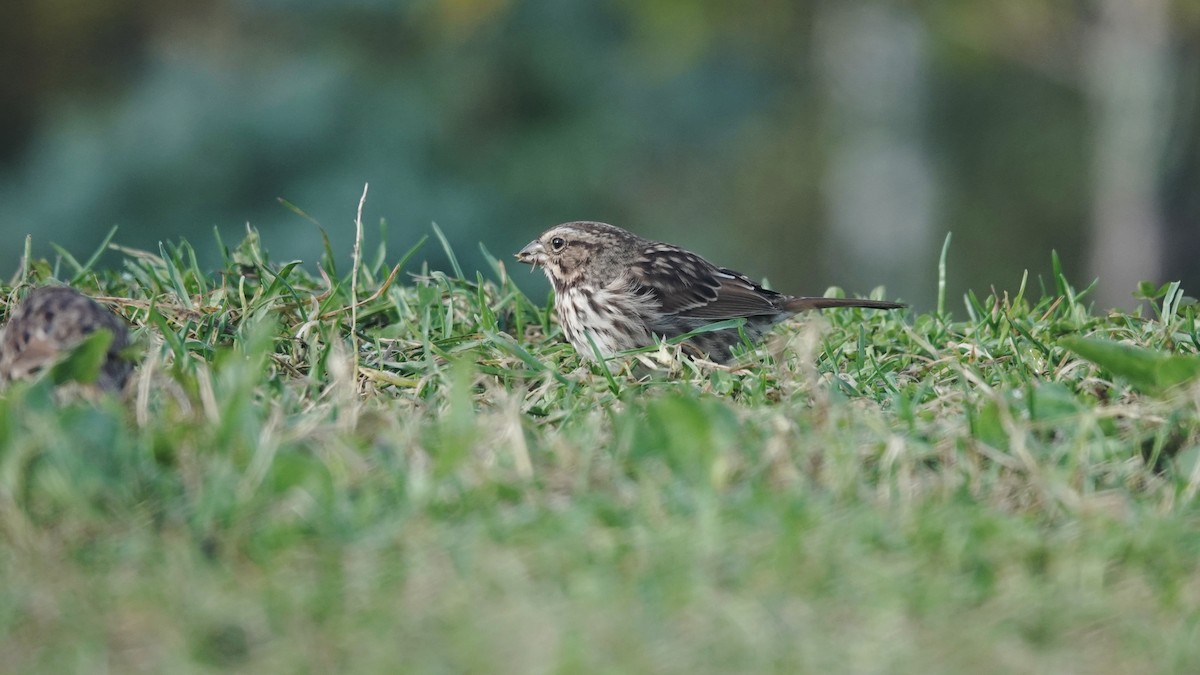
0, 286, 133, 391
515, 221, 904, 363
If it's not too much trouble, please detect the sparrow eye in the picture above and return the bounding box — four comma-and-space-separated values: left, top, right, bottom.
550, 236, 567, 252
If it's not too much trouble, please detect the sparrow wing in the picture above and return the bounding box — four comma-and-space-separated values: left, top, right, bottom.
631, 244, 784, 319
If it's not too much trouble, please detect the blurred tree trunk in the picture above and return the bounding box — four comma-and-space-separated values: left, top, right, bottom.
1161, 34, 1200, 298
816, 3, 935, 305
1086, 0, 1170, 308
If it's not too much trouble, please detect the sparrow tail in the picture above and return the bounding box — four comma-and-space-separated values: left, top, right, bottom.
783, 297, 906, 312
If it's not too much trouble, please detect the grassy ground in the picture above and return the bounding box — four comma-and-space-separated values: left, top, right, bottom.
2, 225, 1199, 674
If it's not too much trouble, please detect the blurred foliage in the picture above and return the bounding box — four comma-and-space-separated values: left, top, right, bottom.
0, 0, 1198, 309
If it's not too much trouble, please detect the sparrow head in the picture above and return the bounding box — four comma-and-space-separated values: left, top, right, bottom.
0, 285, 133, 391
516, 221, 644, 291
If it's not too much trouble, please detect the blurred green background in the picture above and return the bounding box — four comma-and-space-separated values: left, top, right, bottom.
1, 0, 1197, 309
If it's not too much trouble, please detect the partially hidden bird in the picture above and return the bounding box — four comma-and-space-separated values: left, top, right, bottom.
515, 221, 904, 363
0, 286, 133, 392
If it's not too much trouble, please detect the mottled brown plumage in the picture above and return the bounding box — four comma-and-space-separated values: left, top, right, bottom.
516, 221, 904, 362
0, 286, 133, 391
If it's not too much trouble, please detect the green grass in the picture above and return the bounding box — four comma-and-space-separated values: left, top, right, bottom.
2, 226, 1200, 674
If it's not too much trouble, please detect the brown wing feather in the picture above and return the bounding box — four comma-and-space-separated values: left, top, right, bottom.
632, 245, 785, 318
686, 269, 788, 318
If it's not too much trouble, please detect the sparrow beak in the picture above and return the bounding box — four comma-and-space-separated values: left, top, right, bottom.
515, 240, 544, 265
